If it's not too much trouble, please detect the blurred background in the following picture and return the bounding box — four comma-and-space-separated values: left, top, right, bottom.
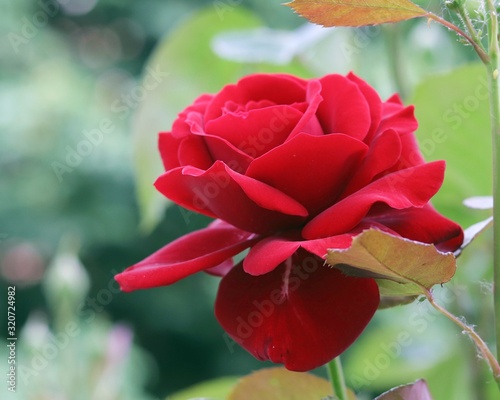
0, 0, 497, 399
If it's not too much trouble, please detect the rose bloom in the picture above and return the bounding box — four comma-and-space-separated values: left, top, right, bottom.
116, 73, 463, 371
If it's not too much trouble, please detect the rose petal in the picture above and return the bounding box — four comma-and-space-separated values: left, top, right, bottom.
288, 79, 324, 139
247, 133, 368, 216
317, 74, 371, 140
205, 74, 307, 121
386, 93, 403, 105
367, 204, 464, 252
387, 131, 426, 171
341, 129, 402, 197
159, 132, 182, 171
205, 258, 234, 277
301, 232, 359, 257
303, 161, 446, 239
244, 234, 302, 276
205, 105, 304, 158
215, 250, 379, 371
202, 135, 254, 173
378, 104, 418, 137
347, 72, 382, 143
170, 93, 213, 139
177, 135, 214, 170
115, 221, 258, 291
244, 232, 355, 276
155, 161, 308, 234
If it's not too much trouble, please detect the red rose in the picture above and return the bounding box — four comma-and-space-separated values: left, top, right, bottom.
116, 73, 463, 371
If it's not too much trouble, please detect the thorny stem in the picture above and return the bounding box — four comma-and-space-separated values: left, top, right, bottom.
456, 4, 486, 52
424, 289, 500, 383
485, 0, 500, 382
427, 12, 490, 63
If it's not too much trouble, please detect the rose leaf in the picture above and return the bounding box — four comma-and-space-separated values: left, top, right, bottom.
285, 0, 428, 27
374, 379, 433, 400
227, 367, 338, 400
325, 229, 457, 297
168, 376, 239, 400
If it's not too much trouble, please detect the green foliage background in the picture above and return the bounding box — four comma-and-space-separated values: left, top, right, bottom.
0, 0, 496, 399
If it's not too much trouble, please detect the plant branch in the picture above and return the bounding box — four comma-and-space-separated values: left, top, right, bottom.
424, 289, 500, 383
426, 12, 490, 63
485, 0, 500, 373
456, 3, 486, 52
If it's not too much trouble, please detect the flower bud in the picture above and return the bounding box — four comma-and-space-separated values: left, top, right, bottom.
43, 235, 90, 316
445, 0, 464, 12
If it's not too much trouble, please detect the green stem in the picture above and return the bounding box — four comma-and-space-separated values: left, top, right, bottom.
424, 290, 500, 383
326, 357, 348, 400
456, 4, 486, 52
485, 0, 500, 373
384, 24, 409, 100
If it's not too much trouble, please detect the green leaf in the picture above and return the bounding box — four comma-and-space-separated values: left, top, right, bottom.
325, 229, 456, 297
376, 279, 418, 309
374, 379, 432, 399
227, 367, 332, 400
132, 7, 312, 232
167, 376, 239, 400
286, 0, 427, 27
410, 64, 492, 228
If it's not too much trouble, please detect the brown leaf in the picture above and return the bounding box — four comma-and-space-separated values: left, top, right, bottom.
325, 229, 457, 297
286, 0, 427, 27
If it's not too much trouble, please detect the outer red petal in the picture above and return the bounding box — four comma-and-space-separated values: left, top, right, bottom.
215, 250, 380, 371
243, 235, 301, 276
177, 135, 214, 170
367, 204, 464, 252
115, 221, 258, 291
155, 161, 308, 234
247, 133, 368, 216
378, 104, 418, 137
303, 161, 446, 239
158, 132, 182, 171
243, 231, 355, 276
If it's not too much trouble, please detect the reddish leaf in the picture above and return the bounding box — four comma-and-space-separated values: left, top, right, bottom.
286, 0, 427, 27
375, 379, 433, 399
